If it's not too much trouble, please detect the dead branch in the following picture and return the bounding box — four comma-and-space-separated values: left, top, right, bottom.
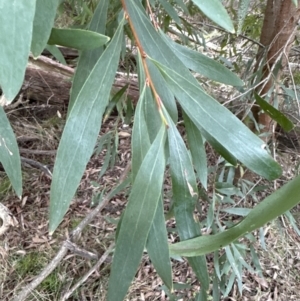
22, 55, 139, 107
60, 242, 115, 301
64, 240, 99, 260
21, 157, 53, 178
19, 148, 57, 156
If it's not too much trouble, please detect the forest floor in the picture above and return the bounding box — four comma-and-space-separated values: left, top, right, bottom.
3, 1, 300, 299
1, 96, 300, 301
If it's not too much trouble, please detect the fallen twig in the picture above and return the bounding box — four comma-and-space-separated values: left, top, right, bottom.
21, 156, 53, 178
19, 148, 57, 156
64, 240, 99, 260
60, 242, 115, 301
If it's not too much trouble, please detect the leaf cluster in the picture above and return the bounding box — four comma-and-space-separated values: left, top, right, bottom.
0, 1, 300, 300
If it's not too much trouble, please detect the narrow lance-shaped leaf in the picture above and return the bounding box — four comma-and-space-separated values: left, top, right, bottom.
197, 124, 237, 166
191, 0, 235, 33
166, 113, 209, 294
183, 112, 207, 190
147, 196, 173, 290
131, 84, 151, 178
136, 52, 172, 289
237, 0, 251, 35
254, 92, 294, 132
146, 60, 178, 124
160, 32, 243, 86
143, 65, 167, 140
124, 0, 181, 121
69, 0, 109, 113
173, 0, 189, 14
224, 246, 241, 281
45, 45, 67, 65
131, 51, 151, 179
150, 58, 282, 180
49, 19, 125, 233
123, 0, 280, 179
31, 0, 59, 57
107, 125, 166, 301
0, 107, 22, 197
136, 53, 161, 140
0, 1, 36, 102
170, 173, 300, 257
48, 28, 109, 51
126, 0, 232, 145
103, 85, 128, 122
158, 0, 181, 25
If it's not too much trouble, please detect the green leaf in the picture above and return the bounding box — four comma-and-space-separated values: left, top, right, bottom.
167, 114, 209, 293
221, 208, 251, 216
147, 196, 173, 290
213, 251, 221, 280
136, 51, 173, 140
250, 245, 263, 276
94, 132, 112, 156
0, 107, 22, 197
45, 45, 67, 65
31, 0, 59, 57
254, 92, 294, 132
173, 0, 189, 14
231, 243, 255, 273
131, 84, 151, 179
207, 203, 214, 229
49, 19, 124, 233
161, 32, 243, 86
223, 271, 236, 297
0, 1, 36, 102
159, 0, 181, 25
151, 58, 282, 180
147, 61, 178, 123
124, 0, 182, 122
122, 1, 279, 180
48, 28, 110, 51
69, 0, 109, 113
212, 271, 221, 301
183, 112, 207, 189
135, 56, 172, 289
284, 210, 300, 236
106, 177, 131, 201
143, 81, 163, 141
224, 246, 241, 281
237, 0, 251, 35
215, 182, 242, 196
131, 50, 155, 178
195, 289, 208, 301
191, 0, 235, 33
104, 84, 128, 122
107, 125, 166, 301
170, 173, 300, 257
198, 126, 237, 166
